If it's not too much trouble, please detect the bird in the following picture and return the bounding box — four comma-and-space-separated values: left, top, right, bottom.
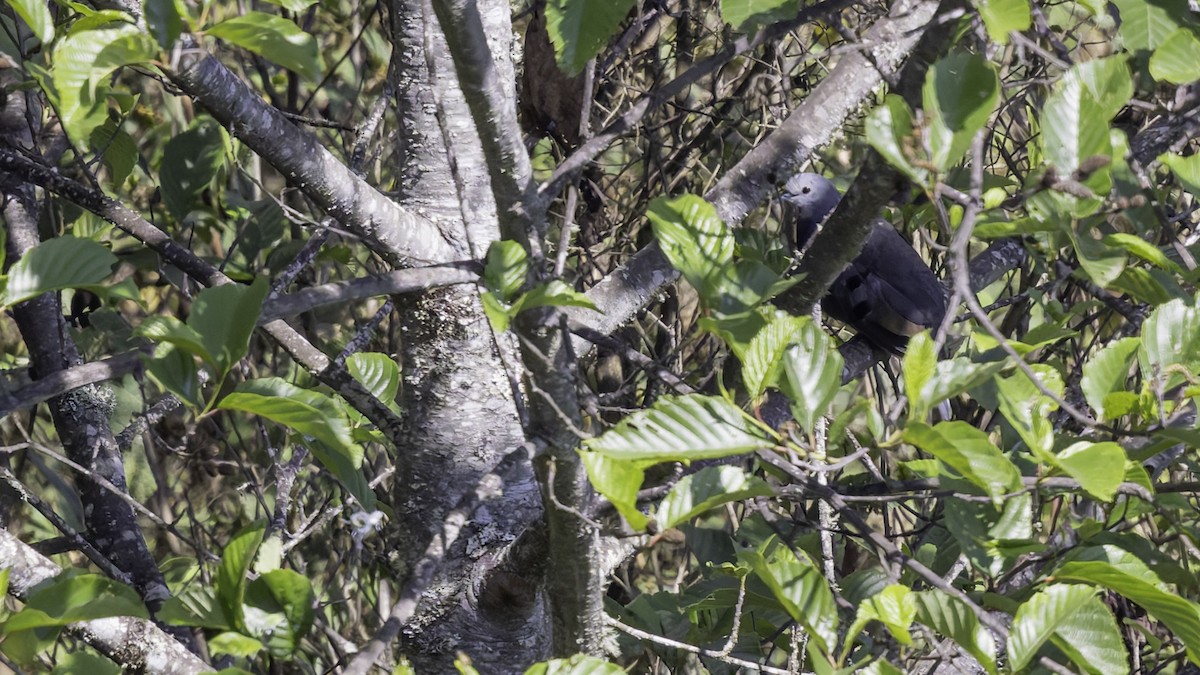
781, 172, 947, 355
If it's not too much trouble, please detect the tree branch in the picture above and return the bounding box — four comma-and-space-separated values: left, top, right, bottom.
0, 148, 410, 463
0, 527, 210, 674
571, 0, 944, 346
168, 49, 455, 266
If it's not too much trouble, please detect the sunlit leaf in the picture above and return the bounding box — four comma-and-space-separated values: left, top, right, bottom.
579, 451, 647, 530
1054, 560, 1200, 662
914, 590, 997, 674
903, 422, 1022, 501
656, 466, 773, 529
9, 0, 54, 45
483, 240, 527, 301
995, 365, 1062, 457
781, 319, 843, 434
584, 394, 770, 462
924, 52, 1000, 170
1055, 441, 1127, 502
524, 655, 626, 675
219, 378, 375, 508
866, 94, 928, 184
1008, 584, 1099, 671
744, 546, 838, 655
972, 0, 1031, 43
1, 236, 117, 307
215, 521, 266, 633
544, 0, 636, 74
742, 313, 809, 398
1081, 337, 1139, 421
206, 12, 322, 80
649, 194, 735, 308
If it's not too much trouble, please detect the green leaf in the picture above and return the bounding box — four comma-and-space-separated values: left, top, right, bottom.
261, 0, 318, 12
903, 422, 1022, 501
190, 278, 269, 376
923, 52, 1000, 171
1055, 441, 1127, 502
483, 240, 528, 301
218, 378, 375, 509
944, 492, 1034, 576
206, 12, 322, 80
781, 319, 844, 434
1111, 267, 1188, 306
156, 586, 231, 629
866, 94, 928, 184
972, 0, 1031, 43
0, 569, 9, 620
90, 116, 139, 188
244, 569, 315, 655
346, 352, 400, 410
744, 546, 838, 655
858, 660, 905, 675
51, 25, 156, 145
481, 290, 512, 332
973, 215, 1059, 238
1007, 584, 1099, 671
701, 310, 769, 362
707, 259, 782, 316
10, 0, 54, 46
579, 451, 647, 530
1140, 296, 1200, 392
143, 342, 204, 408
209, 631, 264, 657
742, 314, 809, 398
1161, 152, 1200, 199
1081, 337, 1140, 421
216, 521, 266, 633
719, 0, 801, 33
1103, 233, 1180, 272
1041, 57, 1132, 208
1054, 560, 1200, 662
655, 466, 773, 529
1071, 229, 1128, 288
1050, 595, 1130, 675
1152, 28, 1200, 82
1108, 0, 1191, 54
648, 194, 735, 307
995, 365, 1063, 457
848, 585, 916, 650
516, 279, 600, 313
144, 0, 183, 49
583, 394, 770, 462
913, 590, 997, 674
1, 236, 117, 307
523, 655, 626, 675
916, 358, 1007, 415
51, 651, 121, 675
1067, 543, 1166, 587
4, 573, 148, 630
136, 315, 213, 365
903, 331, 938, 419
159, 118, 230, 220
544, 0, 637, 75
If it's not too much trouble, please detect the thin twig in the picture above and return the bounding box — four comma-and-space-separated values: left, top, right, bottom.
604, 614, 802, 675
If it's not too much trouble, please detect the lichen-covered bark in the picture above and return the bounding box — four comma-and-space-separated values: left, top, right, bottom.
0, 172, 198, 653
384, 0, 546, 669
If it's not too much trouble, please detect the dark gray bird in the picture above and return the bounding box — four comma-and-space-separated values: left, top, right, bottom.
782, 173, 946, 355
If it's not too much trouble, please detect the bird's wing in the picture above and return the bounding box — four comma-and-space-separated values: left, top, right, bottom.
858, 224, 946, 329
820, 223, 946, 353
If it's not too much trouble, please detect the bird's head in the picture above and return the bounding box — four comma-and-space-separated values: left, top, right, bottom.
781, 173, 840, 249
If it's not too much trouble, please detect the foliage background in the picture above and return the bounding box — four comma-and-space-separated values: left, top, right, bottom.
0, 0, 1199, 672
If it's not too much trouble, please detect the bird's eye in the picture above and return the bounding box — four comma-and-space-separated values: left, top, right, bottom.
802, 187, 811, 194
